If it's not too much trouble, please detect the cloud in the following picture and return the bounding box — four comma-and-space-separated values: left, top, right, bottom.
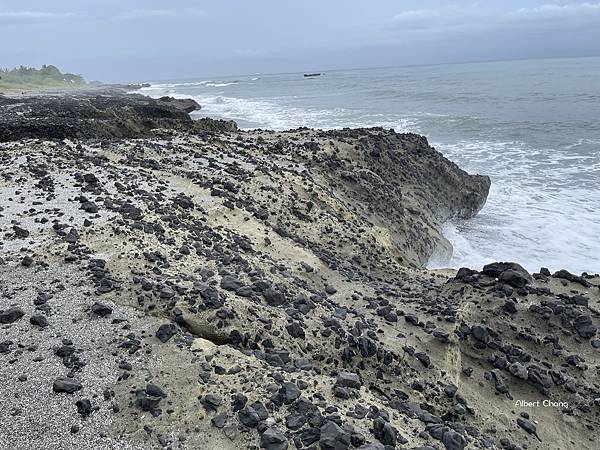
115, 8, 204, 21
391, 2, 600, 35
512, 2, 600, 18
0, 10, 79, 23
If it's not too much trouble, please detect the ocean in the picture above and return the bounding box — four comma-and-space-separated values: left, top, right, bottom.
139, 57, 600, 274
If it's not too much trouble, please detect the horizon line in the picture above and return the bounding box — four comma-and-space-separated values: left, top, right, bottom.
136, 54, 600, 84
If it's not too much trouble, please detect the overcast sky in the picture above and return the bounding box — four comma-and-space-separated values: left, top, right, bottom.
1, 1, 599, 81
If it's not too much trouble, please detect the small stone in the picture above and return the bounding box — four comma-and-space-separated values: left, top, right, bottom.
91, 302, 112, 317
573, 314, 597, 339
260, 426, 288, 450
155, 324, 177, 343
238, 406, 260, 428
212, 414, 227, 428
146, 384, 166, 398
202, 394, 222, 412
0, 307, 25, 324
335, 372, 361, 389
76, 399, 92, 417
30, 315, 49, 328
13, 225, 30, 238
21, 256, 34, 267
53, 378, 83, 394
442, 429, 467, 450
517, 417, 538, 438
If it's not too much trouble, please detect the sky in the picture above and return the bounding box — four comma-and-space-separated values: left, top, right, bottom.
1, 1, 600, 82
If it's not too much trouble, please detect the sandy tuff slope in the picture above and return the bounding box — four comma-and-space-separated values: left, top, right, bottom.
0, 91, 599, 450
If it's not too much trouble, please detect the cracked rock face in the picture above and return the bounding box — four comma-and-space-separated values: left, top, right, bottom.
0, 90, 598, 450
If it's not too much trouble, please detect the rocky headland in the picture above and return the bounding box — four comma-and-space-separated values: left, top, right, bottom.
0, 89, 598, 450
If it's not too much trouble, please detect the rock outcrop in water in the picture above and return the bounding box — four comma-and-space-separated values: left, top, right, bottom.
0, 90, 598, 450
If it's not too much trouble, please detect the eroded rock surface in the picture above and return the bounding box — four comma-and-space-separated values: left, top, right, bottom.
1, 93, 598, 450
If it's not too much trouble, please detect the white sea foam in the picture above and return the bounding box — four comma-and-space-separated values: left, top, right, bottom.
164, 93, 419, 132
205, 82, 238, 87
431, 140, 600, 273
143, 73, 600, 274
142, 81, 212, 90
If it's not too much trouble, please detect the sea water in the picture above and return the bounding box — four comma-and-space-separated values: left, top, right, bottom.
140, 57, 600, 274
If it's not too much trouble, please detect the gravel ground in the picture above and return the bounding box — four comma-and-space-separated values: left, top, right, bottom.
0, 260, 149, 450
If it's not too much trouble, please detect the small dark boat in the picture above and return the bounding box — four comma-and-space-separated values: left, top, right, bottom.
303, 73, 321, 78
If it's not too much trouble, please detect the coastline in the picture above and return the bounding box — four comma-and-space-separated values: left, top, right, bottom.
1, 88, 599, 449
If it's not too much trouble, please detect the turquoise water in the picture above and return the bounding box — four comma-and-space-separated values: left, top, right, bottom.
141, 57, 600, 274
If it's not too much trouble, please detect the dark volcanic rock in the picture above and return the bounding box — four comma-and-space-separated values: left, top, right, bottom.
260, 426, 288, 450
12, 225, 30, 238
76, 398, 92, 417
552, 269, 591, 287
0, 89, 203, 142
335, 372, 361, 389
0, 307, 25, 324
319, 421, 350, 450
53, 378, 83, 394
482, 262, 532, 287
30, 315, 49, 328
155, 323, 178, 343
573, 314, 597, 339
91, 302, 113, 316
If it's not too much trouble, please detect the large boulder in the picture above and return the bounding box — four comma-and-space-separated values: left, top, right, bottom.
481, 262, 532, 288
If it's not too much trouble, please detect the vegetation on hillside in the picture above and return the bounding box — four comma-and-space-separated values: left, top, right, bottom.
0, 65, 86, 91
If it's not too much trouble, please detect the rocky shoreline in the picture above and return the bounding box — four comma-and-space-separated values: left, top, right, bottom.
1, 89, 598, 450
